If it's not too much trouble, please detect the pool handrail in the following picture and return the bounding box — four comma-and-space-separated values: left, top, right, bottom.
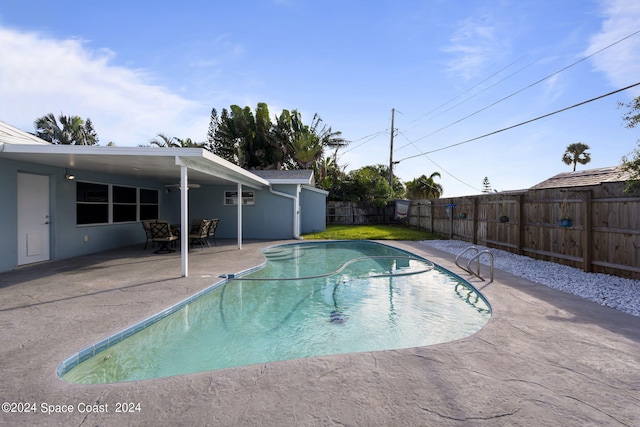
455, 246, 494, 283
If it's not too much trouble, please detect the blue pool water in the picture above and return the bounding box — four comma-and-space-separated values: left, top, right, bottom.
60, 241, 491, 384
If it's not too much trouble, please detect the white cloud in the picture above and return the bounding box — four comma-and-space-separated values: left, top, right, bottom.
587, 0, 640, 95
0, 26, 205, 146
442, 16, 507, 81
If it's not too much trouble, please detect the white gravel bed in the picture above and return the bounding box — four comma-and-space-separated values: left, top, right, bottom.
419, 240, 640, 317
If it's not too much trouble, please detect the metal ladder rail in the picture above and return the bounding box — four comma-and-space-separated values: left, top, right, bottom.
467, 250, 494, 283
455, 246, 480, 276
455, 246, 494, 283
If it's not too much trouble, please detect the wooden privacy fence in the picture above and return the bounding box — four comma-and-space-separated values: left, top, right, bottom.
326, 201, 394, 224
405, 182, 640, 280
325, 184, 639, 279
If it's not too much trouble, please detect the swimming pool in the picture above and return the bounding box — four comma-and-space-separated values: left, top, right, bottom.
59, 241, 491, 384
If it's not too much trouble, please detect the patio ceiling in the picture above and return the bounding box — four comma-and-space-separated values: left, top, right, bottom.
0, 144, 269, 189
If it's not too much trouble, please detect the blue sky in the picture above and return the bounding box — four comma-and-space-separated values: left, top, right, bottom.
1, 0, 639, 196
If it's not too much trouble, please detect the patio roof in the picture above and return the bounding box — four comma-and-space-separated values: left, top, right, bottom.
0, 143, 270, 189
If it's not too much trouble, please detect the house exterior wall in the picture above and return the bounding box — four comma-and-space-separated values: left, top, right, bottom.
0, 158, 172, 272
187, 184, 327, 239
300, 186, 327, 234
188, 184, 296, 239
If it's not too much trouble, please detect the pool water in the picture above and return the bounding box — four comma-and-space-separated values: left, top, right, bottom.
61, 241, 491, 384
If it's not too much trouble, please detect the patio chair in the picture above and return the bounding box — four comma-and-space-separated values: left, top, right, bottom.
189, 219, 211, 249
149, 222, 179, 254
207, 218, 219, 246
141, 220, 155, 250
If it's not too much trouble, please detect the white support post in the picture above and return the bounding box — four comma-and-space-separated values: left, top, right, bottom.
180, 163, 189, 277
237, 182, 243, 250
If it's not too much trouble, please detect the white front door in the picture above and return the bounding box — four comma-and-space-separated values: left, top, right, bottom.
17, 173, 51, 265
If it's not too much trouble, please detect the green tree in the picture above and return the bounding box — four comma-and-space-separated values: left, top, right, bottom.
619, 96, 640, 129
149, 133, 181, 148
405, 172, 443, 199
339, 165, 404, 207
208, 103, 283, 170
145, 134, 204, 148
290, 131, 323, 169
620, 95, 640, 192
313, 156, 344, 195
208, 103, 348, 174
562, 142, 591, 171
34, 113, 98, 145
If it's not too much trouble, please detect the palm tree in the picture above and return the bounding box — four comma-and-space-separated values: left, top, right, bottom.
562, 143, 591, 171
290, 132, 323, 169
175, 137, 204, 148
149, 133, 181, 148
34, 113, 98, 145
309, 113, 348, 155
406, 172, 443, 199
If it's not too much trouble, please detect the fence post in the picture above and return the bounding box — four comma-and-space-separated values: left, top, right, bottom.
582, 190, 593, 273
472, 197, 478, 245
430, 202, 434, 232
517, 194, 525, 255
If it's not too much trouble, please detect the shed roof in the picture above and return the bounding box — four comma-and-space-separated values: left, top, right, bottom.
530, 166, 631, 190
250, 169, 315, 186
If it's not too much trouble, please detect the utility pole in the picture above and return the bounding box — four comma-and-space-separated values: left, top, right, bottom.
389, 108, 395, 187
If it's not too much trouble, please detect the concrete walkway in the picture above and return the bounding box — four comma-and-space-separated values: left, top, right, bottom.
0, 240, 638, 426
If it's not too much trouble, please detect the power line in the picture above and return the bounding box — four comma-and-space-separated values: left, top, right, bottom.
400, 29, 640, 148
339, 130, 387, 156
396, 81, 640, 163
338, 29, 640, 166
396, 129, 481, 192
404, 54, 530, 129
397, 58, 539, 147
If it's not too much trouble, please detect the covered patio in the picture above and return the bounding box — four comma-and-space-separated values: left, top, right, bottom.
0, 240, 638, 426
0, 141, 270, 277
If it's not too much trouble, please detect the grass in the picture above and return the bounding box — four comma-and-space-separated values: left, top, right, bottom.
302, 224, 439, 241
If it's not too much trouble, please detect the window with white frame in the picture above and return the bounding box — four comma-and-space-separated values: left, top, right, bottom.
76, 182, 159, 225
224, 190, 255, 206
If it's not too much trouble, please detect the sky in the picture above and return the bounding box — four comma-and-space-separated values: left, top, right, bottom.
1, 0, 639, 197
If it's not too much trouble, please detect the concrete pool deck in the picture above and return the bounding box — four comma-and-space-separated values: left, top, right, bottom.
0, 239, 638, 426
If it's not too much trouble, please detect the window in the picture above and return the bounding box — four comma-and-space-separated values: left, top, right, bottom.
224, 190, 255, 206
113, 186, 137, 223
77, 182, 109, 225
140, 188, 159, 220
76, 182, 159, 225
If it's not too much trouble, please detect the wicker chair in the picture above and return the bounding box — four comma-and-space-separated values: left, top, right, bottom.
141, 220, 155, 250
149, 222, 179, 254
189, 219, 211, 249
207, 218, 219, 246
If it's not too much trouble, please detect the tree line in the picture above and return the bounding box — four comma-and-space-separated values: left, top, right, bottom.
31, 95, 640, 205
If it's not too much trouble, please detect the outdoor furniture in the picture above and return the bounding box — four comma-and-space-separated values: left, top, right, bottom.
141, 220, 155, 250
149, 222, 179, 254
189, 219, 211, 249
207, 218, 219, 246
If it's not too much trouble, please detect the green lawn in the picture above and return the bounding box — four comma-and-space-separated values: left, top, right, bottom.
302, 224, 438, 241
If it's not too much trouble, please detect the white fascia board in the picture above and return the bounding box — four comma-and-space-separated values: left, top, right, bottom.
301, 185, 329, 195
264, 178, 313, 185
200, 150, 270, 187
